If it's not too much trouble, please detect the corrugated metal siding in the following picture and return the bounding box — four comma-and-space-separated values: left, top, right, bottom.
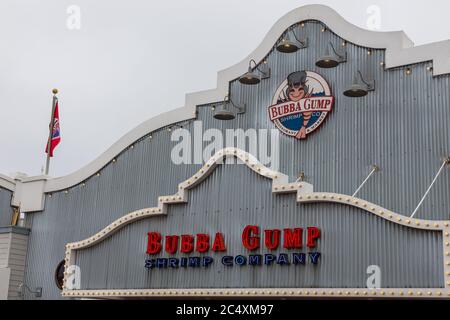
0, 233, 10, 267
75, 165, 443, 290
22, 21, 449, 299
0, 188, 13, 226
0, 231, 29, 299
7, 232, 28, 300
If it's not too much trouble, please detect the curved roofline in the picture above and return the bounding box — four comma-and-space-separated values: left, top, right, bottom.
9, 4, 450, 193
43, 106, 196, 191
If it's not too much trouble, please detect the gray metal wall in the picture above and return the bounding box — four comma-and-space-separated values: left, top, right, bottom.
0, 188, 13, 226
75, 165, 443, 290
22, 21, 450, 299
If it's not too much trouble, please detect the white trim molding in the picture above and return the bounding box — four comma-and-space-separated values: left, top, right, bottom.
11, 176, 47, 212
62, 148, 450, 299
4, 4, 450, 210
0, 174, 15, 192
298, 192, 449, 231
62, 288, 450, 299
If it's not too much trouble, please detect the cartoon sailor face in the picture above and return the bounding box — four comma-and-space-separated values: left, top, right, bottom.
288, 84, 306, 101
286, 71, 309, 102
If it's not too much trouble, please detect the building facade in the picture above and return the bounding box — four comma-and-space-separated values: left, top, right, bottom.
1, 5, 450, 299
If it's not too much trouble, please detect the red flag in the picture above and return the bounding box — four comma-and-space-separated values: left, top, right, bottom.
45, 100, 61, 157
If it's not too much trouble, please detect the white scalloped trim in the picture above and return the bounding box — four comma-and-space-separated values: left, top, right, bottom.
61, 288, 450, 299
62, 147, 450, 298
298, 192, 449, 231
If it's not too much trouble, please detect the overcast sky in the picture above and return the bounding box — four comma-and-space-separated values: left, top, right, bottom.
1, 0, 450, 178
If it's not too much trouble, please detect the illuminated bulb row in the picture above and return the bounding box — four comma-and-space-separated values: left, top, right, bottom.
51, 149, 284, 198
180, 149, 240, 188
297, 193, 447, 230
159, 195, 184, 203
178, 148, 281, 190
65, 208, 164, 250
62, 289, 450, 298
273, 183, 303, 192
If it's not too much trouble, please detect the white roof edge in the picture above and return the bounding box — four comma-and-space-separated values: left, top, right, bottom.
0, 174, 15, 191
215, 4, 414, 84
6, 4, 450, 193
385, 40, 450, 75
44, 106, 196, 192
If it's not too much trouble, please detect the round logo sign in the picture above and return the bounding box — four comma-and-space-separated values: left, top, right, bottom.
268, 70, 334, 139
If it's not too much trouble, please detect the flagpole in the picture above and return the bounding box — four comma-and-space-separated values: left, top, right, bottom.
45, 88, 58, 175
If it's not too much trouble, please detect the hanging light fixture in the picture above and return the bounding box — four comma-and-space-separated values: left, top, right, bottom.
213, 96, 246, 120
238, 59, 271, 85
343, 71, 375, 97
316, 42, 347, 68
276, 27, 308, 53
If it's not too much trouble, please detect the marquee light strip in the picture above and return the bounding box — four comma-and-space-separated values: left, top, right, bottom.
298, 192, 450, 294
61, 288, 450, 299
62, 147, 450, 298
298, 193, 449, 231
